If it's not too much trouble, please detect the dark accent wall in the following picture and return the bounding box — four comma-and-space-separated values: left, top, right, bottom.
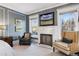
39, 8, 57, 25
29, 6, 57, 26
26, 15, 29, 32
0, 5, 29, 36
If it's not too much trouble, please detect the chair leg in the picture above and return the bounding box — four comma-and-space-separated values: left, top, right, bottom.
53, 47, 55, 52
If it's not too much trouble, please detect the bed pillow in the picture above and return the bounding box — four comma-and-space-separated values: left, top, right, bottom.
62, 38, 73, 44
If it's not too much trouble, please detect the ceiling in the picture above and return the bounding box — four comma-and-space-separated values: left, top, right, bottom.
0, 3, 67, 15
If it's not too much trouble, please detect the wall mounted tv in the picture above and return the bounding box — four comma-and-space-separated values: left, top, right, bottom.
39, 12, 54, 26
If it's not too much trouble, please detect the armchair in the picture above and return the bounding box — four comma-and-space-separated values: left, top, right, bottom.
19, 32, 31, 45
53, 32, 79, 55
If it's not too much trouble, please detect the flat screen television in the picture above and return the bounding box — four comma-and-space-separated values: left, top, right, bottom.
39, 12, 54, 26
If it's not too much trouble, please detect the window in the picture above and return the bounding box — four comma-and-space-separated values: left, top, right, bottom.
60, 11, 77, 31
31, 18, 38, 35
29, 17, 38, 38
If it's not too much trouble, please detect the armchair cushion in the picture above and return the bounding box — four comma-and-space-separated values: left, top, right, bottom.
62, 38, 73, 44
25, 33, 30, 39
54, 42, 70, 50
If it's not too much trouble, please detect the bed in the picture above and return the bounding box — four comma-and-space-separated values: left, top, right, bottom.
0, 40, 15, 56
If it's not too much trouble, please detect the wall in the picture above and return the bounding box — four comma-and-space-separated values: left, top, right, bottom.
57, 3, 79, 33
38, 8, 60, 43
29, 8, 60, 43
7, 10, 26, 36
0, 6, 29, 37
29, 3, 79, 44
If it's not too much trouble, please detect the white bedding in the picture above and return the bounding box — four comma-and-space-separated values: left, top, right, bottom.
0, 40, 15, 56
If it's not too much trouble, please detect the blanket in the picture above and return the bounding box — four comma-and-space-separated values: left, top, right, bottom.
0, 40, 15, 56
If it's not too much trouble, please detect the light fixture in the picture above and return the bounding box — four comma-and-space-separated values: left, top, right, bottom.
0, 25, 6, 36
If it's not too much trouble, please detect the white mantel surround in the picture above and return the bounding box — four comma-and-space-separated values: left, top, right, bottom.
29, 14, 61, 44
38, 26, 61, 44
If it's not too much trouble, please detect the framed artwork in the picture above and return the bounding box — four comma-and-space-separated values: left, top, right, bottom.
39, 12, 54, 26
15, 19, 22, 32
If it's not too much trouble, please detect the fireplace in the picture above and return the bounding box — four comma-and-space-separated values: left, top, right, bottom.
40, 34, 52, 46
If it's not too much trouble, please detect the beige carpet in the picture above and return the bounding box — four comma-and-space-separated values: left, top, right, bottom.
13, 40, 65, 56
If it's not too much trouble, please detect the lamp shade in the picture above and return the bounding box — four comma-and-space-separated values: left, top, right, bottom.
0, 25, 6, 30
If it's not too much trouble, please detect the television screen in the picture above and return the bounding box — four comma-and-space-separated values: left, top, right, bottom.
40, 13, 53, 20
39, 12, 54, 26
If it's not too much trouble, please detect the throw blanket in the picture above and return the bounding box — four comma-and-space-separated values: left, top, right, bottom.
0, 40, 15, 56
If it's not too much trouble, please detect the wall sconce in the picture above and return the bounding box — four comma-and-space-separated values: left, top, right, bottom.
0, 25, 6, 36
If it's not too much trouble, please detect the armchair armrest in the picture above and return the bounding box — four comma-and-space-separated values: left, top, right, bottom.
68, 43, 79, 52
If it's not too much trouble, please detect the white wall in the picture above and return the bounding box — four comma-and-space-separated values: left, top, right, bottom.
29, 4, 79, 44
29, 14, 60, 43
57, 4, 79, 32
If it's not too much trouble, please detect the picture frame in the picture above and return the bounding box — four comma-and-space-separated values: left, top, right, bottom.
15, 19, 22, 32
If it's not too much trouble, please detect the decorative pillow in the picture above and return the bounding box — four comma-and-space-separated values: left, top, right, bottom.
62, 38, 73, 44
24, 33, 30, 39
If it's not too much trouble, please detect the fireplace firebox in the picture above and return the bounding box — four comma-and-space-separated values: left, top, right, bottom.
40, 34, 52, 46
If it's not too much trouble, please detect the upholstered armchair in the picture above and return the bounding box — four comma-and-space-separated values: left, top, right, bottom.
53, 32, 79, 55
19, 32, 31, 45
